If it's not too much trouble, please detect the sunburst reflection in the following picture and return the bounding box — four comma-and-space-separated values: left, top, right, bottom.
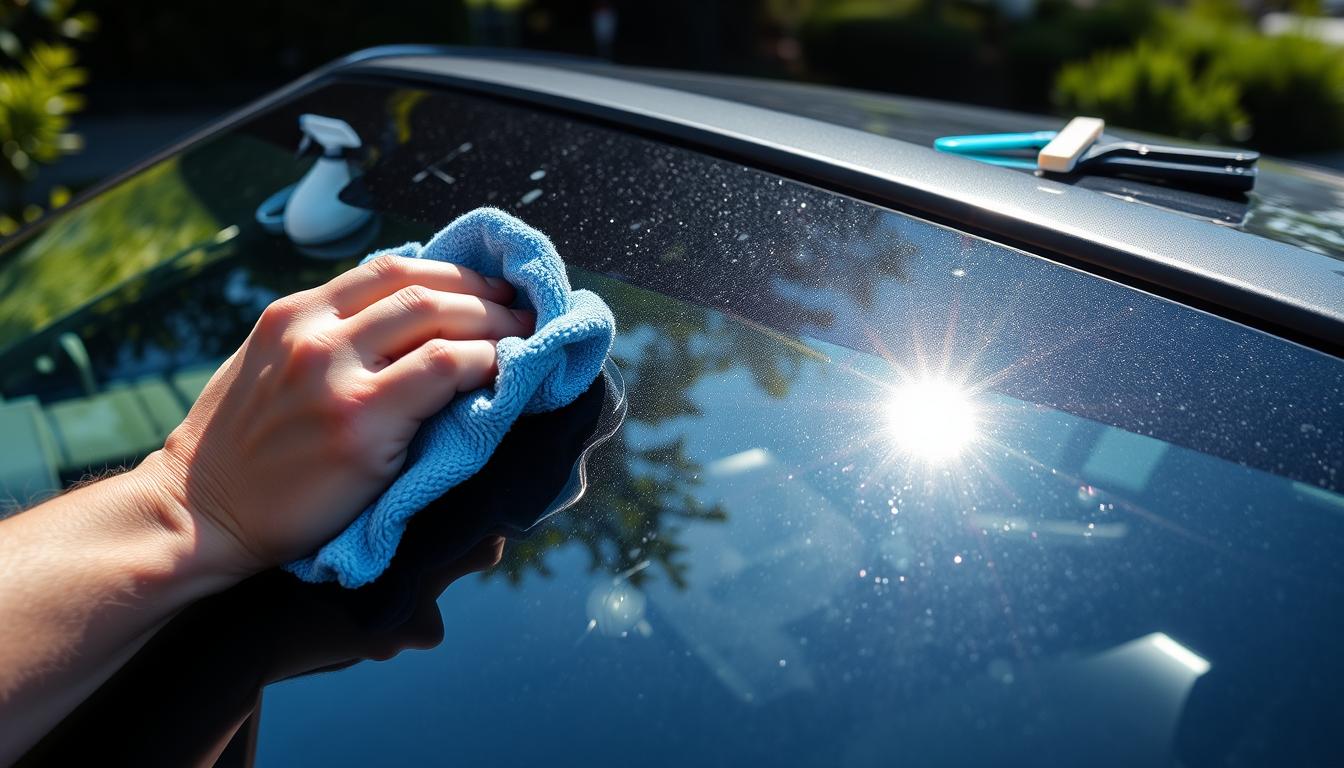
883, 377, 979, 462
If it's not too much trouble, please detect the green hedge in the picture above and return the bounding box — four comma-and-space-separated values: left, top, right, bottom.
800, 0, 1344, 152
1056, 16, 1344, 152
1054, 40, 1245, 141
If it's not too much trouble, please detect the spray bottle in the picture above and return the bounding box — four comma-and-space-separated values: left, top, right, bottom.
278, 114, 373, 247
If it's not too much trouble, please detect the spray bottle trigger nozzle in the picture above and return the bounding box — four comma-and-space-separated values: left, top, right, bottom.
298, 113, 363, 158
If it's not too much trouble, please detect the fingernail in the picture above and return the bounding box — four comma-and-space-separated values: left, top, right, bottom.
512, 308, 536, 327
484, 275, 510, 290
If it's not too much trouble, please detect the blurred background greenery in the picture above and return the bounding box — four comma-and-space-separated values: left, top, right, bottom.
1, 0, 1342, 229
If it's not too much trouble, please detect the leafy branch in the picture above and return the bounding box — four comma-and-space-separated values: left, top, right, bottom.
0, 0, 95, 235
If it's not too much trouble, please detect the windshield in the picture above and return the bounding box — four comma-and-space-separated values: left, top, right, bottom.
6, 80, 1344, 767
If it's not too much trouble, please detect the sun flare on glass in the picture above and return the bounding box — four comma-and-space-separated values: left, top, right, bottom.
883, 377, 979, 462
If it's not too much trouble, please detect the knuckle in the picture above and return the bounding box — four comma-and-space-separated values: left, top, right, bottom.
394, 284, 436, 314
332, 424, 389, 478
341, 370, 381, 405
256, 294, 302, 334
285, 331, 339, 370
365, 253, 408, 280
318, 387, 370, 455
321, 392, 359, 429
327, 418, 369, 467
422, 339, 461, 376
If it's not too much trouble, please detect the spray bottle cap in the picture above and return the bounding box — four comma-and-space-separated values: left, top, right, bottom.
298, 113, 362, 158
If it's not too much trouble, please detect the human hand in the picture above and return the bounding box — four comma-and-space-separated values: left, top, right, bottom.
140, 255, 534, 577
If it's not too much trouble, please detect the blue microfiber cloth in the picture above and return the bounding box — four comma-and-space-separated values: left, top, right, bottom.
287, 208, 615, 588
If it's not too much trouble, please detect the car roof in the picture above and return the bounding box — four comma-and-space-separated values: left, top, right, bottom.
562, 63, 1344, 257
28, 45, 1344, 354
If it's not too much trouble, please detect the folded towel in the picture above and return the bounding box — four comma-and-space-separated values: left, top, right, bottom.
287, 208, 616, 587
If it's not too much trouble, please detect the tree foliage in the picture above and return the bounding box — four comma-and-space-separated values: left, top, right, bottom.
0, 0, 95, 233
1055, 9, 1344, 152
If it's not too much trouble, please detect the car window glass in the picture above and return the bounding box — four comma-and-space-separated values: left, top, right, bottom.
574, 64, 1344, 261
2, 80, 1342, 766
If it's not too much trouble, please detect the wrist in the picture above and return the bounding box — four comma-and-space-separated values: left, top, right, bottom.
127, 452, 258, 596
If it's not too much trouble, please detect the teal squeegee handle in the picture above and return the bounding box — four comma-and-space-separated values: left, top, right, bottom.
933, 131, 1057, 154
954, 154, 1038, 170
936, 131, 1258, 170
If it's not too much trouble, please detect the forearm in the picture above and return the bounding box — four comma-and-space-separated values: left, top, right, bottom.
0, 256, 523, 762
0, 454, 236, 763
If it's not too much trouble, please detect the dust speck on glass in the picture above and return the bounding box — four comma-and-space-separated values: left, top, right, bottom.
1, 80, 1342, 766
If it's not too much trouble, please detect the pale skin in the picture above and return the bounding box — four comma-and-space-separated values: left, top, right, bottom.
0, 255, 532, 763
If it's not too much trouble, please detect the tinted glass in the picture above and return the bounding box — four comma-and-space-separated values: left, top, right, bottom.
574, 64, 1344, 260
6, 81, 1344, 768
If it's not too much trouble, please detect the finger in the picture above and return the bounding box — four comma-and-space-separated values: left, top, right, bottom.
345, 285, 534, 364
373, 338, 498, 419
321, 254, 514, 315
